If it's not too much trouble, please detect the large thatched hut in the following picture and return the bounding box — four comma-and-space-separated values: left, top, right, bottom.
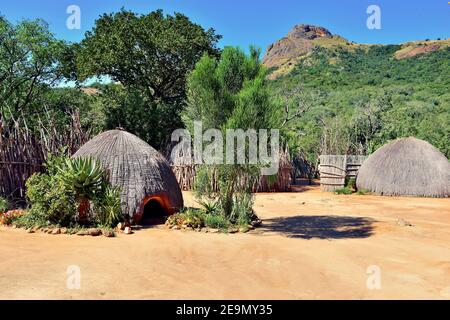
73, 129, 184, 223
356, 137, 450, 197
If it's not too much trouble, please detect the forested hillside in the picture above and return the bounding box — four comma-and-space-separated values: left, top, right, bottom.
267, 29, 449, 170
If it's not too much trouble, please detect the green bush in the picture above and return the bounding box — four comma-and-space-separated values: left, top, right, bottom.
232, 193, 254, 226
25, 155, 121, 228
205, 214, 229, 230
26, 171, 77, 226
0, 197, 9, 213
345, 177, 356, 190
14, 210, 49, 229
334, 187, 353, 195
94, 185, 123, 227
356, 188, 370, 195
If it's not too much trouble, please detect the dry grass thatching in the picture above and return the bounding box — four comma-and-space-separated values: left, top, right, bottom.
73, 129, 184, 222
356, 137, 450, 198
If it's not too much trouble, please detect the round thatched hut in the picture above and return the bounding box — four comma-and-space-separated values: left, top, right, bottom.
356, 137, 450, 197
73, 129, 184, 223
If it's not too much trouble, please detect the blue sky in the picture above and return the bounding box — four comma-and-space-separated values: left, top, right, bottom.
1, 0, 449, 51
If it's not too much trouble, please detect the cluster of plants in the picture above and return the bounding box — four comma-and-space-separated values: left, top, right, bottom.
14, 154, 123, 230
334, 178, 370, 195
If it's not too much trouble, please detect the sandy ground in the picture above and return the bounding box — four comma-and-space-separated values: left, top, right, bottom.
0, 185, 449, 300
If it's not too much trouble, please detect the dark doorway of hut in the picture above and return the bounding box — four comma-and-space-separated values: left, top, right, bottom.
141, 198, 168, 226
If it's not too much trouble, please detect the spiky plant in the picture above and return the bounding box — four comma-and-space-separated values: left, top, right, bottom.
95, 185, 123, 228
57, 157, 106, 224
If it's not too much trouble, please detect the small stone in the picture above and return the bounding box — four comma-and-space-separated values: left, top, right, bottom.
76, 229, 89, 236
228, 227, 238, 234
200, 228, 208, 233
88, 228, 102, 236
171, 225, 180, 230
124, 226, 133, 234
208, 228, 219, 234
60, 228, 68, 234
51, 228, 61, 235
239, 227, 249, 233
117, 222, 125, 231
26, 228, 35, 233
247, 225, 255, 230
46, 228, 54, 234
102, 229, 115, 237
32, 226, 40, 232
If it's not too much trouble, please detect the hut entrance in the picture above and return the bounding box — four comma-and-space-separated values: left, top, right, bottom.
141, 197, 168, 225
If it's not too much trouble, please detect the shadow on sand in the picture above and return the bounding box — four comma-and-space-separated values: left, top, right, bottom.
259, 215, 375, 239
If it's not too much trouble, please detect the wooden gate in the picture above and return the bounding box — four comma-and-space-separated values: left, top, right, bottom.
319, 155, 367, 192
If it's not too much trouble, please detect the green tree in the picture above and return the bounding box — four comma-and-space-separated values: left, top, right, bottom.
75, 9, 221, 148
185, 47, 281, 221
0, 16, 69, 120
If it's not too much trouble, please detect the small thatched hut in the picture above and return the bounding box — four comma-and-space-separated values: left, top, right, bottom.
73, 129, 184, 223
356, 137, 450, 197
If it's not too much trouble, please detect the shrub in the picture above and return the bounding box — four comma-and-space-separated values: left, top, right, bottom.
357, 188, 370, 195
232, 192, 254, 226
0, 197, 9, 213
0, 209, 25, 226
335, 187, 353, 195
205, 214, 229, 230
26, 172, 78, 226
345, 177, 356, 190
14, 210, 49, 229
94, 185, 123, 227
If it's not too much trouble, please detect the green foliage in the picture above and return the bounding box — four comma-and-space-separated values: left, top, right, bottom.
186, 47, 278, 223
25, 155, 121, 228
0, 197, 10, 213
204, 214, 230, 230
271, 46, 450, 165
56, 157, 105, 201
74, 9, 221, 148
14, 210, 48, 229
94, 185, 123, 227
26, 171, 77, 226
0, 16, 70, 122
334, 187, 353, 195
356, 189, 370, 195
345, 177, 356, 190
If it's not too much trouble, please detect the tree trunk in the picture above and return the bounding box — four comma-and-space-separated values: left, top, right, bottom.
78, 198, 90, 225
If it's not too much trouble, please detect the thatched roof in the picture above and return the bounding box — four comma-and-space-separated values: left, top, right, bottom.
356, 137, 450, 197
73, 129, 184, 222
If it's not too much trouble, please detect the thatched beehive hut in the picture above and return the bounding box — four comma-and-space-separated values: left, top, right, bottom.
356, 137, 450, 197
73, 129, 183, 223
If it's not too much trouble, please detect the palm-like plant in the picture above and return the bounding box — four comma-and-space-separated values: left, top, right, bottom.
95, 185, 122, 228
57, 157, 105, 224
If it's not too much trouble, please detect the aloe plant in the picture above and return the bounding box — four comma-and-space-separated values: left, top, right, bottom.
57, 157, 106, 224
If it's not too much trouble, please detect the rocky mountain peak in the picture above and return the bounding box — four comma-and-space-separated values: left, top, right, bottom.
287, 24, 332, 40
262, 24, 337, 70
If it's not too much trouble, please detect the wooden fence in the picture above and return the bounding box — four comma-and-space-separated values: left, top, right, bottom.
318, 155, 367, 192
171, 147, 292, 193
0, 110, 90, 200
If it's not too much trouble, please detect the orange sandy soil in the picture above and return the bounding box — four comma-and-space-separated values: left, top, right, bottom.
0, 185, 449, 300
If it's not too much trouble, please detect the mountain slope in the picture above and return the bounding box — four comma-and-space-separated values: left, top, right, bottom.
265, 24, 450, 166
263, 24, 450, 79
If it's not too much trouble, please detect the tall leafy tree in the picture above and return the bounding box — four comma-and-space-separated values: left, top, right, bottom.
184, 47, 281, 220
75, 9, 221, 148
0, 16, 69, 121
